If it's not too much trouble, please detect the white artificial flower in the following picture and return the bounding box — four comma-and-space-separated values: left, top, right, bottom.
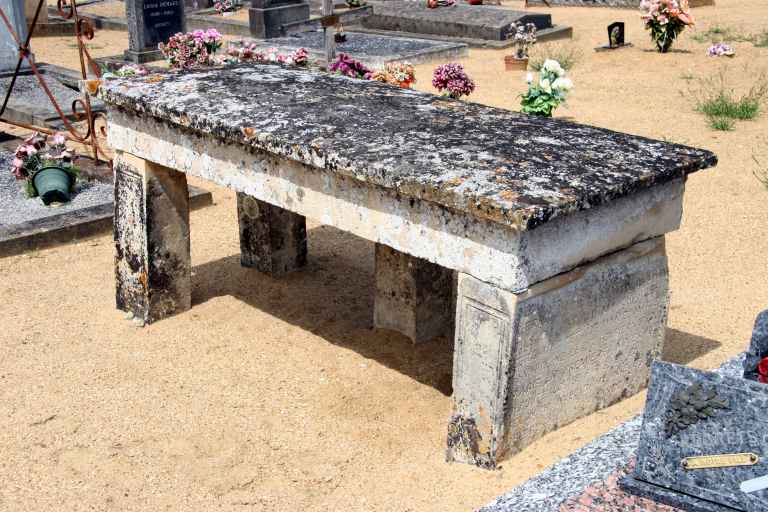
540, 78, 552, 93
552, 77, 573, 91
525, 72, 534, 84
541, 59, 557, 73
542, 59, 565, 77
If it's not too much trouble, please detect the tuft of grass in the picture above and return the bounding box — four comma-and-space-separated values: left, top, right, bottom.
680, 71, 695, 81
708, 116, 735, 130
754, 30, 768, 48
699, 93, 761, 120
691, 25, 752, 44
687, 67, 768, 130
528, 43, 582, 72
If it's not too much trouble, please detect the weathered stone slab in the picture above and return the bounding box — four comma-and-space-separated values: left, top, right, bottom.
0, 72, 104, 128
744, 310, 768, 382
244, 31, 467, 67
373, 243, 454, 343
236, 191, 307, 274
363, 1, 551, 41
105, 107, 687, 293
448, 236, 669, 468
96, 64, 716, 237
114, 152, 191, 323
621, 361, 768, 512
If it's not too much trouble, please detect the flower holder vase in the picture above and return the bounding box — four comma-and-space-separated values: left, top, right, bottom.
32, 166, 74, 205
504, 55, 528, 71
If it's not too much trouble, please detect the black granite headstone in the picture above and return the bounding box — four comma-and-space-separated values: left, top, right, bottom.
125, 0, 185, 63
744, 310, 768, 383
608, 21, 624, 47
621, 361, 768, 512
594, 20, 631, 52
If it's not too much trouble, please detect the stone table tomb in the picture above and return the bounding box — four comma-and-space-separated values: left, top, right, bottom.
94, 63, 716, 468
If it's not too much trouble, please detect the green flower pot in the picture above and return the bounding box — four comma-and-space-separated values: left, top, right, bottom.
32, 166, 74, 205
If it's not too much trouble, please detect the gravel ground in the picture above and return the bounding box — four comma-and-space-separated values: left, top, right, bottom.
0, 151, 113, 228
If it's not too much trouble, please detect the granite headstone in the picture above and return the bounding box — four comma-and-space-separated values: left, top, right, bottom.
595, 20, 631, 51
124, 0, 185, 63
621, 361, 768, 512
744, 309, 768, 383
0, 0, 29, 72
248, 0, 310, 39
608, 21, 624, 47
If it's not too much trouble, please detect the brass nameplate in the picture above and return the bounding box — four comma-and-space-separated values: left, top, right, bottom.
681, 453, 759, 470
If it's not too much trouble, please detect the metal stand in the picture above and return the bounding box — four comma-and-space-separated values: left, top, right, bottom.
0, 0, 108, 163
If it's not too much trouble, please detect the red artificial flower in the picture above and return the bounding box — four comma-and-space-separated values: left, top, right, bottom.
758, 356, 768, 384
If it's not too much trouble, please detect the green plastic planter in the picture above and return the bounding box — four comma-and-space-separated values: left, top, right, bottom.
32, 166, 74, 205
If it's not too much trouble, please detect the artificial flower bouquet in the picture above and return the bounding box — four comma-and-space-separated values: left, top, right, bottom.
214, 0, 242, 14
371, 62, 416, 88
640, 0, 694, 53
707, 42, 735, 57
509, 22, 537, 59
329, 53, 372, 79
519, 59, 573, 117
11, 132, 79, 203
159, 29, 223, 68
432, 63, 475, 99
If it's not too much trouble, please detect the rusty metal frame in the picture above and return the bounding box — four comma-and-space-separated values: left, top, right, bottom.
0, 0, 108, 162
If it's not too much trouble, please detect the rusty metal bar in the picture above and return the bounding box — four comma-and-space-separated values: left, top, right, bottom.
0, 0, 108, 163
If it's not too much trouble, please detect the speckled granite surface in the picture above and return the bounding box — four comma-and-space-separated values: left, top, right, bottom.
629, 361, 768, 511
97, 64, 716, 231
480, 356, 745, 512
744, 310, 768, 382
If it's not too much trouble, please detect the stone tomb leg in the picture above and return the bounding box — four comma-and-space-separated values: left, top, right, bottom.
114, 152, 192, 323
447, 236, 670, 468
373, 243, 454, 343
236, 191, 307, 275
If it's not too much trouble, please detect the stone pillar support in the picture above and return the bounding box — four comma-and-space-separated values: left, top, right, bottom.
373, 243, 454, 344
113, 152, 192, 324
447, 237, 670, 468
237, 192, 307, 275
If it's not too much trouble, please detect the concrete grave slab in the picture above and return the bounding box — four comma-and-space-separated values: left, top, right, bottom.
360, 0, 572, 47
245, 30, 467, 66
0, 150, 212, 258
0, 70, 104, 128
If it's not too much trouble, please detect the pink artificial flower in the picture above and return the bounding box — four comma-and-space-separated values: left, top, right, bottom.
12, 157, 23, 169
53, 133, 66, 145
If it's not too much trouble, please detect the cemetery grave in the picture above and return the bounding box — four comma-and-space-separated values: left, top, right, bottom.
360, 0, 572, 47
2, 0, 768, 509
525, 0, 714, 8
93, 63, 715, 466
481, 311, 768, 512
244, 31, 467, 66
